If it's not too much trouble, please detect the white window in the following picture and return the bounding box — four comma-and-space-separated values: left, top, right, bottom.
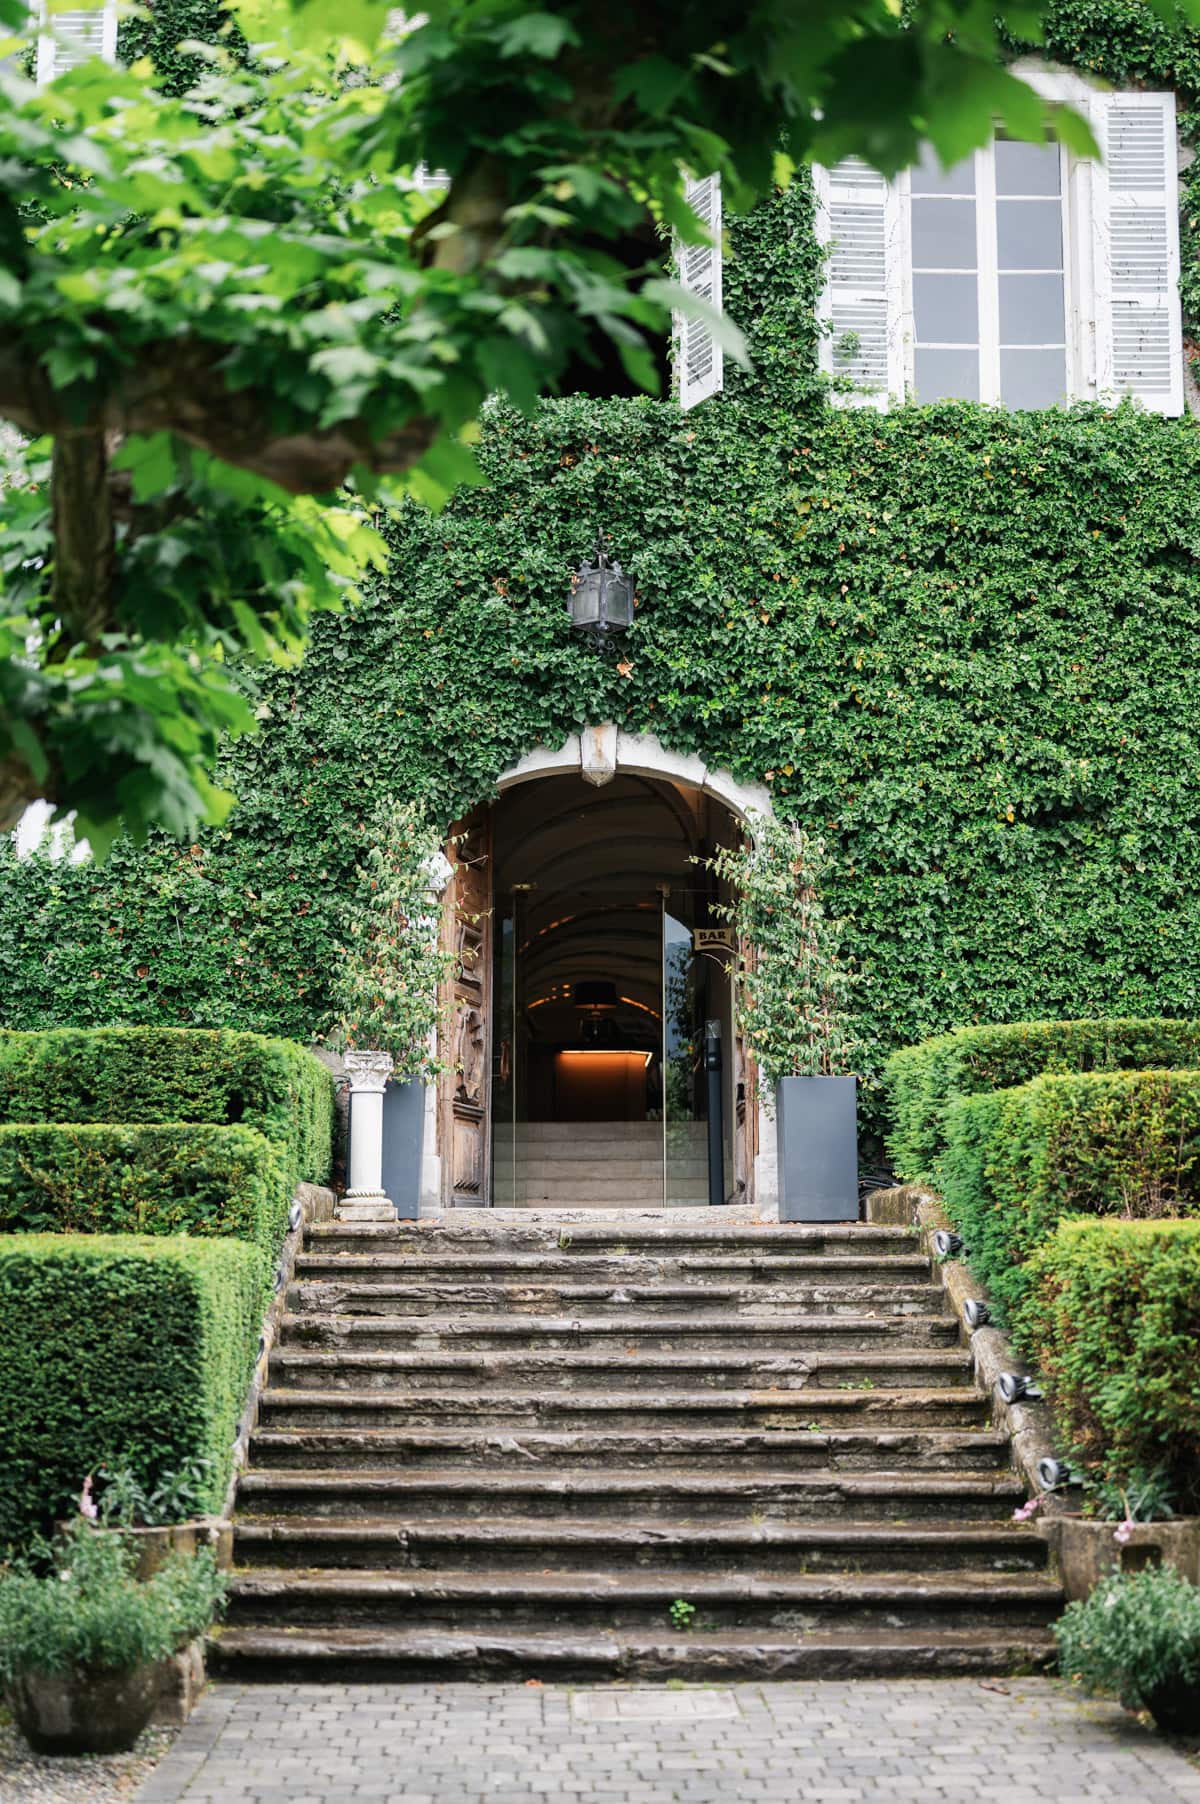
674, 173, 724, 411
35, 0, 118, 83
816, 73, 1183, 415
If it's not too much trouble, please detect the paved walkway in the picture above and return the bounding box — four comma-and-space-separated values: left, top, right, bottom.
133, 1678, 1200, 1803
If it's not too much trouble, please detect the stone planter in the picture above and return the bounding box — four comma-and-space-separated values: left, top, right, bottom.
382, 1077, 426, 1220
121, 1518, 232, 1581
1043, 1515, 1200, 1603
7, 1663, 163, 1755
775, 1075, 858, 1222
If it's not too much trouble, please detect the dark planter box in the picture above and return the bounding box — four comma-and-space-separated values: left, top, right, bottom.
776, 1075, 859, 1222
380, 1078, 426, 1220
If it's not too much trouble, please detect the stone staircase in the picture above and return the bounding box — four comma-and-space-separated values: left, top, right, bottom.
492, 1121, 709, 1207
212, 1217, 1061, 1680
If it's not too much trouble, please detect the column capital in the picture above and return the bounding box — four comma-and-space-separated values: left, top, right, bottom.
344, 1049, 394, 1094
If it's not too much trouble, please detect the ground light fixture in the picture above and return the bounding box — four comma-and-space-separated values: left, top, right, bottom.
567, 530, 635, 639
932, 1229, 964, 1259
1036, 1457, 1073, 1491
997, 1372, 1044, 1404
963, 1299, 991, 1329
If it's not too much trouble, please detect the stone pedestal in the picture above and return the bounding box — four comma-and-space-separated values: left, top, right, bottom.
342, 1050, 395, 1221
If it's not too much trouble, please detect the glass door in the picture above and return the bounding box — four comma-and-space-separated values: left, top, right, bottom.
662, 889, 735, 1207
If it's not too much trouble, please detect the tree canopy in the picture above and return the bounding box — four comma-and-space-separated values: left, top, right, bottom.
1, 0, 1187, 849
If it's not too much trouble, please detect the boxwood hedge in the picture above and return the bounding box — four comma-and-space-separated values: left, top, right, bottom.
0, 1027, 333, 1194
939, 1068, 1200, 1320
0, 1122, 287, 1263
0, 1236, 262, 1547
1017, 1218, 1200, 1508
885, 1018, 1200, 1181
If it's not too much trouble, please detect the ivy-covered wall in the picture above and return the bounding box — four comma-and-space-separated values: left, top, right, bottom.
4, 9, 1200, 1143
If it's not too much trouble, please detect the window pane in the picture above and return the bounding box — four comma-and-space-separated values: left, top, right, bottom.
999, 274, 1066, 345
1001, 348, 1067, 408
915, 347, 980, 401
997, 199, 1064, 270
914, 273, 978, 345
912, 143, 975, 195
995, 139, 1061, 197
911, 199, 977, 268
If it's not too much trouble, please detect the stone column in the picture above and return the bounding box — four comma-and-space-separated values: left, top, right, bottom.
342, 1050, 394, 1221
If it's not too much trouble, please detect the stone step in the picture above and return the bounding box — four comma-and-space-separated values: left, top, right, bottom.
258, 1385, 991, 1432
231, 1515, 1050, 1574
209, 1623, 1056, 1683
268, 1347, 977, 1392
493, 1122, 703, 1142
304, 1223, 908, 1257
293, 1252, 936, 1286
492, 1157, 708, 1178
224, 1567, 1063, 1635
286, 1280, 946, 1319
277, 1312, 961, 1353
234, 1466, 1026, 1522
247, 1425, 1011, 1474
491, 1184, 711, 1204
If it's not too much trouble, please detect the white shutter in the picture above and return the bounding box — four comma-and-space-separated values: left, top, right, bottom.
411, 165, 451, 191
36, 0, 117, 82
815, 158, 905, 408
1092, 91, 1183, 416
674, 172, 723, 411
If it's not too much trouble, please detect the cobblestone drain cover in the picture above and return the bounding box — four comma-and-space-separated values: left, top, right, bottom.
569, 1690, 741, 1722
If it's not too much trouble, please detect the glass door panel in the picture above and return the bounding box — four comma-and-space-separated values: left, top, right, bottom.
662, 890, 735, 1207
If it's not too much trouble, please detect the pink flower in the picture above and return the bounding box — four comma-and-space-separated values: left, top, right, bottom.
78, 1475, 97, 1523
1013, 1495, 1045, 1523
1113, 1518, 1135, 1546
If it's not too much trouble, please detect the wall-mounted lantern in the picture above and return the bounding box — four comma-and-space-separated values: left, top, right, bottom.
567, 531, 635, 638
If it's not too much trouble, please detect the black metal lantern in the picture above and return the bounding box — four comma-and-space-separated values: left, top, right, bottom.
568, 531, 635, 638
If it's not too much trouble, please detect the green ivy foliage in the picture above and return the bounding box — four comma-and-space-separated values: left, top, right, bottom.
2, 108, 1200, 1141
0, 1235, 261, 1545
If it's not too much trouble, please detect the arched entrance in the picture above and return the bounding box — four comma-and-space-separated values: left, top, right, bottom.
434, 728, 773, 1211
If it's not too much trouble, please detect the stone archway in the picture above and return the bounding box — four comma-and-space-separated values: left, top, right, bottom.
424, 726, 778, 1215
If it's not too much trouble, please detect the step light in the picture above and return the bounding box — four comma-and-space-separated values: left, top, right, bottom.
1036, 1457, 1072, 1491
963, 1299, 990, 1329
288, 1199, 303, 1232
997, 1372, 1043, 1405
932, 1229, 964, 1259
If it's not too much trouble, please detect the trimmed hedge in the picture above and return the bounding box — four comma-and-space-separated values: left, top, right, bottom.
885, 1018, 1200, 1181
939, 1068, 1200, 1321
0, 1028, 333, 1193
1018, 1218, 1200, 1508
0, 1236, 262, 1547
0, 1123, 287, 1261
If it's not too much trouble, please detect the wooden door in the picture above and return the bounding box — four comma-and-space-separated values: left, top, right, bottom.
438, 807, 493, 1207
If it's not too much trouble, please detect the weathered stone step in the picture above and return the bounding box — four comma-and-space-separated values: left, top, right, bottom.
305, 1223, 913, 1257
225, 1566, 1063, 1635
278, 1312, 960, 1353
268, 1347, 976, 1393
293, 1252, 935, 1286
231, 1515, 1050, 1574
210, 1623, 1055, 1683
258, 1384, 990, 1432
285, 1281, 946, 1319
234, 1466, 1025, 1522
247, 1425, 1011, 1474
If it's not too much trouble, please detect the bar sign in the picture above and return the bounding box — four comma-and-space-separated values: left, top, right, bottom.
693, 926, 735, 952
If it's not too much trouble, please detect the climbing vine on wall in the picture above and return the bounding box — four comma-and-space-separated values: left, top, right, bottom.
4, 11, 1200, 1143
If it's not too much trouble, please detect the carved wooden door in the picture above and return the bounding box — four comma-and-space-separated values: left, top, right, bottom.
438, 808, 493, 1207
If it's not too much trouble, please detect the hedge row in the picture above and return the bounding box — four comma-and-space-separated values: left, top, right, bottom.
0, 1237, 262, 1547
885, 1018, 1200, 1181
0, 1123, 288, 1264
938, 1068, 1200, 1321
0, 1027, 334, 1194
1017, 1219, 1200, 1510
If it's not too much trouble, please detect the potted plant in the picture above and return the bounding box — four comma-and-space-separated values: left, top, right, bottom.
0, 1509, 226, 1755
90, 1462, 229, 1580
327, 800, 457, 1218
708, 815, 861, 1221
1056, 1562, 1200, 1735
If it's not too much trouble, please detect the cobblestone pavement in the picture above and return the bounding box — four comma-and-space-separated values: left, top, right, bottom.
125, 1678, 1200, 1804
